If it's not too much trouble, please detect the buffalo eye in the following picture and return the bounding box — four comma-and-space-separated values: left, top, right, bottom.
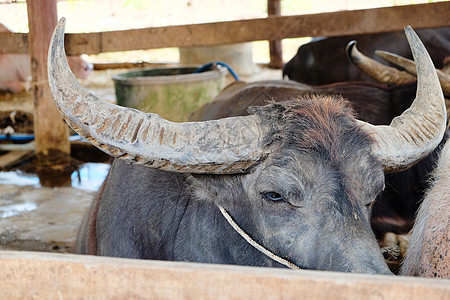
262, 191, 285, 203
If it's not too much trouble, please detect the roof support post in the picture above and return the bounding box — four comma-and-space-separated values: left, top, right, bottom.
26, 0, 72, 186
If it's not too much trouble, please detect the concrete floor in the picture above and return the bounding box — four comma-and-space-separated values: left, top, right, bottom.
0, 162, 109, 252
0, 74, 110, 252
0, 184, 94, 253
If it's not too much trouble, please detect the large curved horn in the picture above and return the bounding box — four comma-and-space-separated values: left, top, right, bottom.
358, 26, 447, 173
346, 40, 416, 85
376, 50, 450, 97
48, 18, 266, 174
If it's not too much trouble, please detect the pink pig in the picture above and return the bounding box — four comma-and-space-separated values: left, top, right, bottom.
0, 23, 93, 93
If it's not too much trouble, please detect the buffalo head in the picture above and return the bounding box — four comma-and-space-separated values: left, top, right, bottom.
48, 19, 446, 274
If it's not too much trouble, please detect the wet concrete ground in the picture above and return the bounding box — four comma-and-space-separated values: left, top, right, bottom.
0, 163, 109, 253
0, 184, 93, 252
0, 68, 117, 253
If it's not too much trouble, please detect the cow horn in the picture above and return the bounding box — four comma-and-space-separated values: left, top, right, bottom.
48, 18, 266, 174
357, 26, 447, 173
346, 40, 416, 85
376, 50, 450, 97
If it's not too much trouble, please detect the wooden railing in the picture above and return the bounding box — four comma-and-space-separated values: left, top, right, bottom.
1, 2, 450, 55
1, 251, 449, 299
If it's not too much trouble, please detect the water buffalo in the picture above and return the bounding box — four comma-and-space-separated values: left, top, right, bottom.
283, 27, 450, 85
401, 139, 450, 278
189, 79, 449, 249
48, 19, 446, 274
0, 23, 93, 93
196, 40, 450, 250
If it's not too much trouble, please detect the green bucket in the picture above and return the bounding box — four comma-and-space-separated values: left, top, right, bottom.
112, 66, 227, 122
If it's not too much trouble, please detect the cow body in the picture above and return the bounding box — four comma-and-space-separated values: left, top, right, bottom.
77, 96, 391, 273
0, 23, 93, 93
283, 28, 450, 85
401, 140, 450, 278
190, 80, 417, 125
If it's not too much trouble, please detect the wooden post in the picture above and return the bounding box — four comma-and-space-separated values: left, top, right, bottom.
268, 0, 283, 69
26, 0, 72, 186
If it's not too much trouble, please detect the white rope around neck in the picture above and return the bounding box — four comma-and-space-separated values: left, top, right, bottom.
218, 205, 301, 270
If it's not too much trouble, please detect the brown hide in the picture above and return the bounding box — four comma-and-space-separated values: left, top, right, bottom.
190, 80, 416, 126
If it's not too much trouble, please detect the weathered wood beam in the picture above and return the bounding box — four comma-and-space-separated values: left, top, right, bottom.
268, 0, 283, 69
92, 61, 172, 70
0, 146, 34, 170
0, 251, 449, 299
62, 2, 450, 55
2, 2, 450, 55
0, 32, 28, 54
26, 0, 70, 185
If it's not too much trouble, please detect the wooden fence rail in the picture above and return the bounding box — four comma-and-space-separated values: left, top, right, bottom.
1, 2, 450, 55
0, 251, 449, 299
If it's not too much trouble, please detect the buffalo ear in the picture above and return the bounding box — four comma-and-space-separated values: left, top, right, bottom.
185, 174, 215, 203
187, 174, 246, 207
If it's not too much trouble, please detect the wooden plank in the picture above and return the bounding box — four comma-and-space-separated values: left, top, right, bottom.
268, 0, 283, 69
0, 251, 449, 300
1, 2, 450, 55
92, 61, 172, 70
66, 32, 100, 56
92, 2, 450, 55
0, 32, 28, 54
0, 149, 34, 170
0, 143, 35, 152
26, 0, 70, 170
